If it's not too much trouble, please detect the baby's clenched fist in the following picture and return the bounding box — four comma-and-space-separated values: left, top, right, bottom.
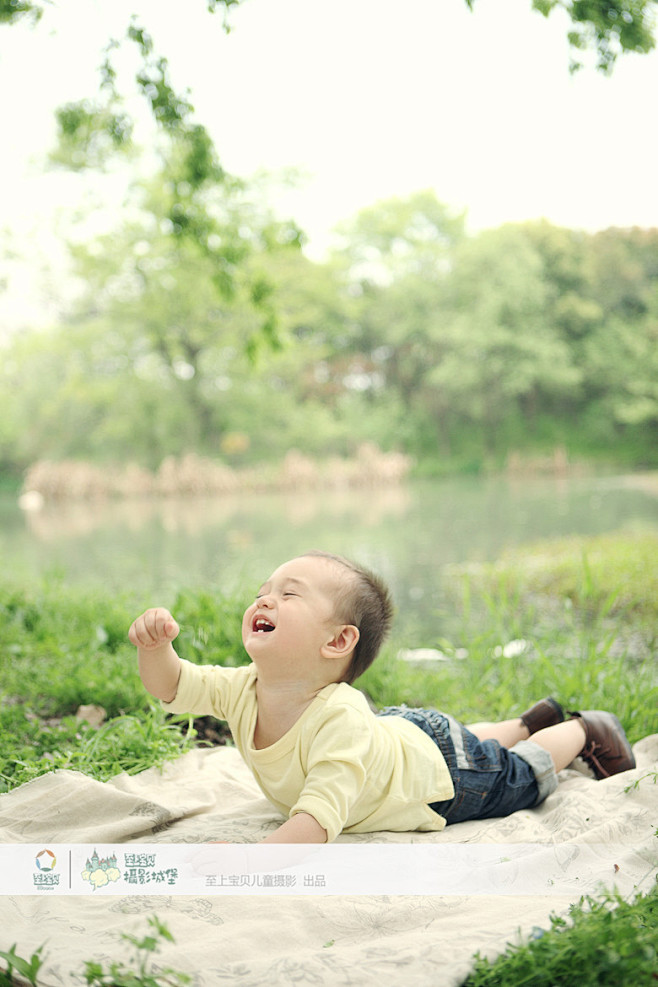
129, 608, 180, 650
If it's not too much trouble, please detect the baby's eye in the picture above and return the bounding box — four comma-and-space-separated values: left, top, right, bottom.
282, 592, 298, 597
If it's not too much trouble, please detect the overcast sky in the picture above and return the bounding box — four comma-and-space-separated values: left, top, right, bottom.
2, 0, 658, 329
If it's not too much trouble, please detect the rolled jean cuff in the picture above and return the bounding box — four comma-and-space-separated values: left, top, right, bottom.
510, 740, 558, 805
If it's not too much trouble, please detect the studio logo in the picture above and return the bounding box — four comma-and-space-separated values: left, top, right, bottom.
35, 848, 56, 871
81, 849, 121, 891
33, 848, 59, 889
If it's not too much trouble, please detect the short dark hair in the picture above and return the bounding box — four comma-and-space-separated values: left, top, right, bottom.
302, 550, 394, 684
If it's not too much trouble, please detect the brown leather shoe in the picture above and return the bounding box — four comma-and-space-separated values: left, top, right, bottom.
520, 697, 564, 734
569, 710, 636, 779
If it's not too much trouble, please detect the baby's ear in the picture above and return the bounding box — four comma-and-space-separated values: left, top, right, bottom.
323, 624, 360, 660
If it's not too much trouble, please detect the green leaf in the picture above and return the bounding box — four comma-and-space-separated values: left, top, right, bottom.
0, 944, 44, 986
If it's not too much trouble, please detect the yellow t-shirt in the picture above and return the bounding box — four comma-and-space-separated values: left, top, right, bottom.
162, 660, 454, 842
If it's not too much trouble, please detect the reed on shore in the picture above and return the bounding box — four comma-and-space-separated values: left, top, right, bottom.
19, 445, 412, 504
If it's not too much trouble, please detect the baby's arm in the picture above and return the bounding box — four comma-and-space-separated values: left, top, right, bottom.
260, 812, 327, 844
129, 607, 182, 703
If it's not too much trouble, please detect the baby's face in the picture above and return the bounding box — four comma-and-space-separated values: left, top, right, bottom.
241, 556, 342, 666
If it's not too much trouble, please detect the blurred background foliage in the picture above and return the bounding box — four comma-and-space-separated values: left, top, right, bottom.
1, 0, 657, 486
2, 178, 657, 482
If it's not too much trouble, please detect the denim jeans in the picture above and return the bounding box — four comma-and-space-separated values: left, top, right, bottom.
377, 706, 558, 825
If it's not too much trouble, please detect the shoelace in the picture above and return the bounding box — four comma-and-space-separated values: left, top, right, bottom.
581, 741, 613, 779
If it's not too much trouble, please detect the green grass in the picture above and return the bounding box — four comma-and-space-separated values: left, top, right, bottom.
0, 704, 197, 791
475, 530, 658, 622
358, 530, 658, 742
462, 883, 658, 987
1, 916, 191, 987
0, 582, 249, 791
0, 529, 656, 985
1, 530, 656, 788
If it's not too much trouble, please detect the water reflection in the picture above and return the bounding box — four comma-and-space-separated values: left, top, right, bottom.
21, 485, 412, 540
4, 475, 657, 648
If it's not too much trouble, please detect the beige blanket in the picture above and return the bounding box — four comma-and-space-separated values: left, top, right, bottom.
1, 737, 657, 987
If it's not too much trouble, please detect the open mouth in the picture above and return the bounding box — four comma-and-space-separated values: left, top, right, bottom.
253, 616, 275, 633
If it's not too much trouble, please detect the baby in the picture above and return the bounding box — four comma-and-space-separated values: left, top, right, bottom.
129, 550, 635, 843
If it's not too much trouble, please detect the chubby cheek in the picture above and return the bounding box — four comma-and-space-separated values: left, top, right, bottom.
241, 607, 254, 644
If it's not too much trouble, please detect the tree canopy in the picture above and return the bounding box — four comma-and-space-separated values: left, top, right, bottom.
3, 0, 656, 75
529, 0, 657, 72
2, 1, 656, 479
3, 0, 655, 351
3, 191, 657, 476
2, 0, 656, 178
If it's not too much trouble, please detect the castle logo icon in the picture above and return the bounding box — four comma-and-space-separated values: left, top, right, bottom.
81, 849, 121, 890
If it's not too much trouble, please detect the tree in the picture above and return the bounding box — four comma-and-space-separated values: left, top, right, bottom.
3, 0, 654, 379
337, 207, 590, 462
57, 169, 305, 459
2, 1, 299, 359
335, 191, 466, 283
4, 0, 656, 73
579, 228, 658, 436
331, 193, 466, 454
0, 224, 393, 470
1, 2, 244, 170
529, 0, 657, 72
4, 203, 657, 474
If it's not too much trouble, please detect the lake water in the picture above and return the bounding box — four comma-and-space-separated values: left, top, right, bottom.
2, 473, 657, 648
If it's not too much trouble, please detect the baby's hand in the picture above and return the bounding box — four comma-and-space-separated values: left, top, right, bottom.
129, 608, 180, 650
